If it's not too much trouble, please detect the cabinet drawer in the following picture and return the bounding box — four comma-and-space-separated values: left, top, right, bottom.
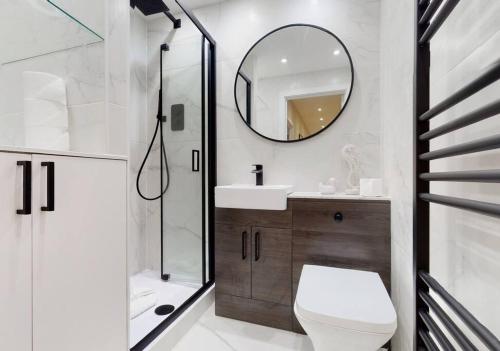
215, 293, 292, 331
291, 199, 390, 235
215, 207, 292, 228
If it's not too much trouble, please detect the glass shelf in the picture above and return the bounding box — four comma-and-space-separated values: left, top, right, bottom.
0, 0, 104, 64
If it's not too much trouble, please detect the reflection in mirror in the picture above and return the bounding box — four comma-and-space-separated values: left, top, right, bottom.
234, 24, 353, 142
0, 0, 105, 152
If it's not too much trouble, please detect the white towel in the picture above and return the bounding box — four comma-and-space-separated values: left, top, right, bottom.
130, 293, 157, 320
131, 286, 155, 301
22, 71, 70, 150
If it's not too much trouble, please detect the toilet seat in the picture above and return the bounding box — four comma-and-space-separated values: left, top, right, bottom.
295, 265, 397, 335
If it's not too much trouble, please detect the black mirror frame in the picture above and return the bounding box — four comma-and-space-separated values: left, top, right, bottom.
233, 23, 355, 143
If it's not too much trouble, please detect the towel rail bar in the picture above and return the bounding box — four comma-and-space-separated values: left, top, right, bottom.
419, 99, 500, 140
419, 170, 500, 182
419, 194, 500, 217
419, 134, 500, 160
419, 59, 500, 121
419, 291, 478, 351
419, 0, 460, 44
419, 272, 500, 350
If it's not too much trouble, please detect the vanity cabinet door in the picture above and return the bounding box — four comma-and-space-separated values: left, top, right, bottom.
251, 227, 292, 305
215, 223, 251, 298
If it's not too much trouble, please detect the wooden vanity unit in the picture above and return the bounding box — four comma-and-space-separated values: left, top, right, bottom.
214, 195, 391, 333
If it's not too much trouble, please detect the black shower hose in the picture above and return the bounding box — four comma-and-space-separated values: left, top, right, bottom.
136, 117, 170, 200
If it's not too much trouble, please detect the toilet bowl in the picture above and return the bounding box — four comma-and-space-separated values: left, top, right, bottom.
294, 265, 397, 351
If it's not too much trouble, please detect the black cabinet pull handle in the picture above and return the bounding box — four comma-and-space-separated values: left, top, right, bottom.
334, 212, 343, 222
192, 150, 200, 172
41, 162, 55, 212
255, 231, 261, 261
241, 231, 248, 260
17, 161, 32, 215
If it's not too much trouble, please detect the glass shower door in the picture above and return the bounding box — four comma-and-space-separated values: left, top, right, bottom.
161, 33, 205, 288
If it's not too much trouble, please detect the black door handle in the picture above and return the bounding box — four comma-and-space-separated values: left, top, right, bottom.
41, 162, 55, 212
255, 231, 261, 261
192, 150, 200, 172
17, 161, 32, 215
241, 231, 248, 260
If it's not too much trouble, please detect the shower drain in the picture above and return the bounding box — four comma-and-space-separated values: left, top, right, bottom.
154, 304, 175, 316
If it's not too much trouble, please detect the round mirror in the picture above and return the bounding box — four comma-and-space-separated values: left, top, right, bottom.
234, 24, 354, 142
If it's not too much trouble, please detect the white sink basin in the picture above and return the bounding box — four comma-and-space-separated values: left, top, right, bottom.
215, 184, 293, 210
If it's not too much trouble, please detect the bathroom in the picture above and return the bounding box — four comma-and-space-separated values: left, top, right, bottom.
0, 0, 499, 350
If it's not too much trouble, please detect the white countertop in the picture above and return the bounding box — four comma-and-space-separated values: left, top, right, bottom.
0, 145, 128, 161
288, 192, 390, 201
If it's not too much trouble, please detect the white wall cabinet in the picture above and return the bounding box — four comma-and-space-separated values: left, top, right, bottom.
0, 152, 127, 351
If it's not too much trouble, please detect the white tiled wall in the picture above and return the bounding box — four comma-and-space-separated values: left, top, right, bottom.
128, 10, 149, 275
380, 1, 415, 350
194, 0, 382, 191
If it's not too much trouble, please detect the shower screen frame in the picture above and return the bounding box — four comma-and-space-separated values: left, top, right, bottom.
131, 1, 216, 349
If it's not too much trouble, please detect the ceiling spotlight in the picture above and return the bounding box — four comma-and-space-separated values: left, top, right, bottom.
281, 58, 288, 63
321, 125, 325, 128
317, 108, 322, 112
333, 49, 340, 56
320, 117, 324, 121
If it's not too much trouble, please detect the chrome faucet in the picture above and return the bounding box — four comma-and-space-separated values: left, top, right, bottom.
251, 164, 263, 186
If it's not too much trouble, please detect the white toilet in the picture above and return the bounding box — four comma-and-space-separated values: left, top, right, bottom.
294, 265, 397, 351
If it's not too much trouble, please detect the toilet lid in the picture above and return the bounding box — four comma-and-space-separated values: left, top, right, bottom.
295, 265, 397, 334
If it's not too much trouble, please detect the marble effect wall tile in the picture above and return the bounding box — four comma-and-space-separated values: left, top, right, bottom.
128, 10, 149, 275
190, 0, 382, 192
380, 0, 415, 350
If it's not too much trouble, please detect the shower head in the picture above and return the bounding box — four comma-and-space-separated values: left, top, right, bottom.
130, 0, 182, 28
161, 43, 169, 52
130, 0, 168, 16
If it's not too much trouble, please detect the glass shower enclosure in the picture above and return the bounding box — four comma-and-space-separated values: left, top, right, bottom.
130, 1, 215, 350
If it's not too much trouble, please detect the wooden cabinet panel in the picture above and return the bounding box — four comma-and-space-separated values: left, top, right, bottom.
32, 155, 127, 351
291, 199, 390, 235
251, 227, 292, 305
215, 293, 292, 331
215, 207, 292, 228
292, 229, 391, 292
0, 152, 32, 351
215, 223, 251, 298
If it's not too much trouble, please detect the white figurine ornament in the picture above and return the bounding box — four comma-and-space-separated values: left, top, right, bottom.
342, 144, 361, 195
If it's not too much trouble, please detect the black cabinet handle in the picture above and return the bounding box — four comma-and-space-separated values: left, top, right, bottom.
41, 162, 55, 212
241, 231, 248, 260
255, 231, 261, 261
17, 161, 32, 215
192, 150, 200, 172
334, 212, 343, 222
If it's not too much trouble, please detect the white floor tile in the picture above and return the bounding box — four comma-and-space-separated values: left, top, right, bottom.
172, 303, 314, 351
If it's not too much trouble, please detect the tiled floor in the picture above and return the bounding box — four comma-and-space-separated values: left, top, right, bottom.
172, 303, 314, 351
